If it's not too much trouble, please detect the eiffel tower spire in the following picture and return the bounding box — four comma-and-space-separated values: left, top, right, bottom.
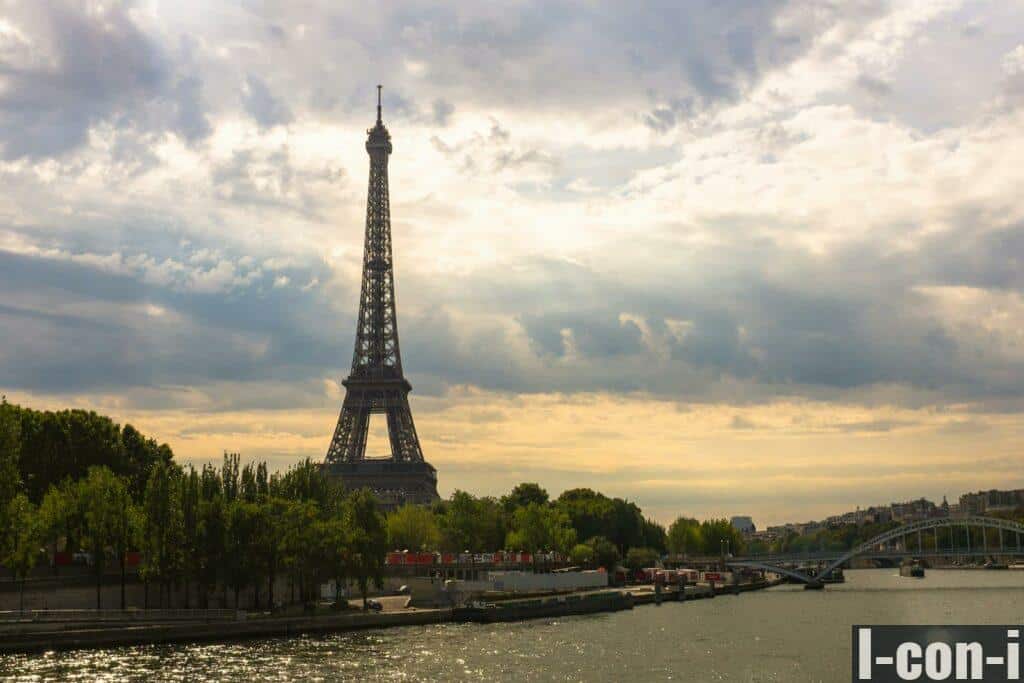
349, 84, 403, 383
324, 88, 436, 505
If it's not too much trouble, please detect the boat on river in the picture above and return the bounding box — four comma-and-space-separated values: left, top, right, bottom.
453, 590, 633, 623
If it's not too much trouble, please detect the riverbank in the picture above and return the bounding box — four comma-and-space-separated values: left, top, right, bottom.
7, 570, 1022, 681
0, 607, 451, 654
0, 579, 781, 654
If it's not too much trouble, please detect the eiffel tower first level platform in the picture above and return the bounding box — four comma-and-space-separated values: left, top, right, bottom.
322, 86, 439, 509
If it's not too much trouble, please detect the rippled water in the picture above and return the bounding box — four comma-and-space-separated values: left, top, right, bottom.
4, 570, 1024, 682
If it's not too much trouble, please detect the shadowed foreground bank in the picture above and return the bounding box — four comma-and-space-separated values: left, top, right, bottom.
0, 580, 756, 654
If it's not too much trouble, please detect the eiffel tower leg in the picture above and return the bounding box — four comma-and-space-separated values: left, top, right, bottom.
386, 395, 423, 462
326, 401, 371, 463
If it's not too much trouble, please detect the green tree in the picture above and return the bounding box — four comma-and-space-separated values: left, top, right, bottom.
16, 407, 125, 503
505, 503, 577, 553
24, 407, 170, 502
38, 481, 75, 575
254, 497, 289, 610
240, 462, 259, 503
281, 499, 323, 605
282, 499, 329, 606
200, 462, 223, 500
225, 500, 259, 608
3, 493, 42, 611
569, 543, 594, 566
80, 466, 132, 609
386, 504, 440, 551
438, 490, 478, 551
256, 462, 269, 500
104, 472, 134, 610
197, 494, 227, 608
120, 424, 172, 501
666, 516, 702, 556
555, 489, 649, 554
555, 489, 616, 547
501, 482, 549, 512
699, 518, 745, 556
624, 546, 660, 570
585, 535, 621, 570
344, 489, 387, 610
0, 397, 23, 511
271, 458, 330, 505
180, 468, 201, 608
140, 461, 184, 607
438, 491, 506, 552
640, 517, 666, 553
320, 513, 352, 608
222, 452, 241, 503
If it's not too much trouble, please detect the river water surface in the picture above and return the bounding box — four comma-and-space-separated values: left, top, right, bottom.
4, 569, 1024, 682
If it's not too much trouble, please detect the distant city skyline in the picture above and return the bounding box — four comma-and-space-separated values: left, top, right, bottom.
1, 1, 1023, 526
742, 487, 1024, 534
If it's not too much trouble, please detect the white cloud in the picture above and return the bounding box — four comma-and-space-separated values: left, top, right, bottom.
0, 0, 1022, 410
1003, 45, 1024, 75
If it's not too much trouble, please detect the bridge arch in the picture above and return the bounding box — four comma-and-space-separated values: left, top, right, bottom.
726, 560, 819, 584
728, 516, 1024, 585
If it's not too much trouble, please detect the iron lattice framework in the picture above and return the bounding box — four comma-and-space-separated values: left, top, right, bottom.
326, 87, 425, 465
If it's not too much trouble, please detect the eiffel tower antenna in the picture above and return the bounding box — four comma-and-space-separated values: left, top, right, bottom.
323, 86, 438, 507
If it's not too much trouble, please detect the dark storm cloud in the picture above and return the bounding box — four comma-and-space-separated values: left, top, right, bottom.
3, 212, 1023, 408
518, 313, 644, 358
404, 216, 1024, 401
668, 311, 759, 379
0, 247, 346, 394
917, 218, 1024, 291
0, 1, 211, 159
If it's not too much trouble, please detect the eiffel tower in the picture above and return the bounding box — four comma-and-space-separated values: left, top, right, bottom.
323, 86, 439, 508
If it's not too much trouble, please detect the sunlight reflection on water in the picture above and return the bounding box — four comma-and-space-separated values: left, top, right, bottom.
4, 570, 1024, 682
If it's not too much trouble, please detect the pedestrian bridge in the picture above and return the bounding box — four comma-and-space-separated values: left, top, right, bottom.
727, 516, 1024, 586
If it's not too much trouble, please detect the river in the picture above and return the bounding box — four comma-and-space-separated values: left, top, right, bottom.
4, 569, 1024, 682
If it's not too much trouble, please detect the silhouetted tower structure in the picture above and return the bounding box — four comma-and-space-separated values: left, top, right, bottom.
323, 86, 439, 507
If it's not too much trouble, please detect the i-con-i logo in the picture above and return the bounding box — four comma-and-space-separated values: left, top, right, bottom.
854, 626, 1022, 681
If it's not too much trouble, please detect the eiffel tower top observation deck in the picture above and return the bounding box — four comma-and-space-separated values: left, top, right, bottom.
322, 86, 438, 508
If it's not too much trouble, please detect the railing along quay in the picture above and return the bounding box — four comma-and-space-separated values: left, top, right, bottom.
0, 608, 241, 624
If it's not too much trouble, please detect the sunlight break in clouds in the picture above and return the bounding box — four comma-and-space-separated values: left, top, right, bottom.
1, 0, 1023, 524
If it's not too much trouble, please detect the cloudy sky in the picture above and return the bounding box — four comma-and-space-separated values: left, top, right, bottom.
2, 0, 1023, 525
